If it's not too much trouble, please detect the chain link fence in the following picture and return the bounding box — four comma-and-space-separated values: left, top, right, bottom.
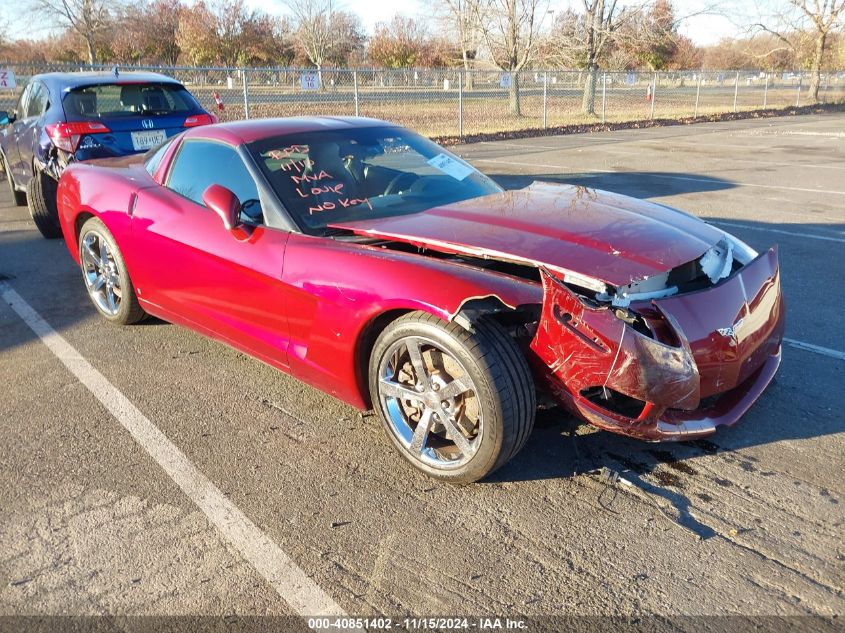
2, 62, 844, 139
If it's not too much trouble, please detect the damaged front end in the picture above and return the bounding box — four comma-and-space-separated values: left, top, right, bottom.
328, 199, 784, 440
529, 242, 785, 441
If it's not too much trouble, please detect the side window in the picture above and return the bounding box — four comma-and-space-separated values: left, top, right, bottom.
15, 84, 32, 118
166, 141, 263, 224
26, 83, 48, 118
144, 138, 174, 177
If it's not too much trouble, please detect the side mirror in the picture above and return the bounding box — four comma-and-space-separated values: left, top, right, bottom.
0, 110, 10, 126
202, 184, 240, 231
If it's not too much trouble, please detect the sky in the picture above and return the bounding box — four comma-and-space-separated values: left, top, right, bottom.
1, 0, 742, 47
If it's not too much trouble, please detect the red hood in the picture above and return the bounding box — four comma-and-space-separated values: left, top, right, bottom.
329, 182, 725, 288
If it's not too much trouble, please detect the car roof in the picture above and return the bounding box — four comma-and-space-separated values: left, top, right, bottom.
184, 116, 399, 145
33, 72, 183, 90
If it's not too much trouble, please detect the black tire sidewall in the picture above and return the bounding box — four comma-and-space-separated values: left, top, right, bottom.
27, 169, 62, 238
369, 315, 507, 484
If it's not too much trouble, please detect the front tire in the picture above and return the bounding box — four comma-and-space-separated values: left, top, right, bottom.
369, 311, 536, 484
27, 169, 62, 239
78, 217, 146, 325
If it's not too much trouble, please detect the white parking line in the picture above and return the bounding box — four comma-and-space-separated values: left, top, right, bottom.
777, 131, 845, 138
0, 282, 347, 625
714, 221, 845, 244
571, 145, 845, 171
784, 338, 845, 362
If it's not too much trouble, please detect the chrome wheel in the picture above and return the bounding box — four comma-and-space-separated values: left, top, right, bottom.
81, 230, 122, 316
377, 336, 482, 470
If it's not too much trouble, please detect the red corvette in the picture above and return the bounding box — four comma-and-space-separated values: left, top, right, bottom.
56, 117, 784, 483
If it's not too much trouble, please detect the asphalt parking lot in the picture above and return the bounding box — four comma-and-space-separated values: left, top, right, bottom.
0, 114, 843, 627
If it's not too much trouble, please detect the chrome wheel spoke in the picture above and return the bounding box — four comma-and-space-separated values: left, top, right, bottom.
405, 338, 429, 388
82, 241, 101, 268
106, 288, 117, 313
438, 377, 470, 400
442, 416, 475, 457
410, 409, 433, 454
91, 274, 106, 291
379, 378, 421, 402
99, 240, 109, 266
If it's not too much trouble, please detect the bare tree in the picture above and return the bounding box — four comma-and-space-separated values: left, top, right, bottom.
436, 0, 485, 89
476, 0, 548, 116
285, 0, 361, 84
578, 0, 637, 115
321, 11, 365, 67
750, 0, 845, 101
29, 0, 116, 64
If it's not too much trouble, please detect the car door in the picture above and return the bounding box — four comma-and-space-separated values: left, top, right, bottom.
15, 81, 49, 183
5, 82, 31, 180
130, 139, 291, 369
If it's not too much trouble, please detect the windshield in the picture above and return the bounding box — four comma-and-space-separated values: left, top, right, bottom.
248, 126, 502, 234
63, 83, 200, 120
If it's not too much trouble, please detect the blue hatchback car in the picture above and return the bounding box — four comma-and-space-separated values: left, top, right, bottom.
0, 71, 214, 238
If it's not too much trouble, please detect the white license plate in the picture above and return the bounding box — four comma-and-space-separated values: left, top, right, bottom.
131, 129, 166, 151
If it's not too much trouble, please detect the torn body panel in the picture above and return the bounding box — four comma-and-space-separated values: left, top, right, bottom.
529, 247, 784, 441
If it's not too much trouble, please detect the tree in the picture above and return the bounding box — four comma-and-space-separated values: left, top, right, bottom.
418, 37, 459, 67
144, 0, 187, 65
368, 17, 456, 69
321, 10, 365, 67
28, 0, 117, 64
368, 16, 429, 68
476, 0, 548, 116
750, 0, 845, 101
542, 2, 638, 113
577, 1, 640, 114
176, 2, 219, 66
631, 0, 678, 70
176, 0, 288, 67
213, 0, 278, 66
110, 0, 182, 64
436, 0, 484, 88
285, 0, 364, 80
667, 34, 702, 69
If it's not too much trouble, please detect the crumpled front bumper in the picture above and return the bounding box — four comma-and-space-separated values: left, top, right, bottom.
530, 247, 785, 441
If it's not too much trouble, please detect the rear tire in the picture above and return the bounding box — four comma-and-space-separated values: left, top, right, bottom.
27, 169, 62, 239
369, 311, 536, 484
78, 217, 146, 325
1, 153, 26, 207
